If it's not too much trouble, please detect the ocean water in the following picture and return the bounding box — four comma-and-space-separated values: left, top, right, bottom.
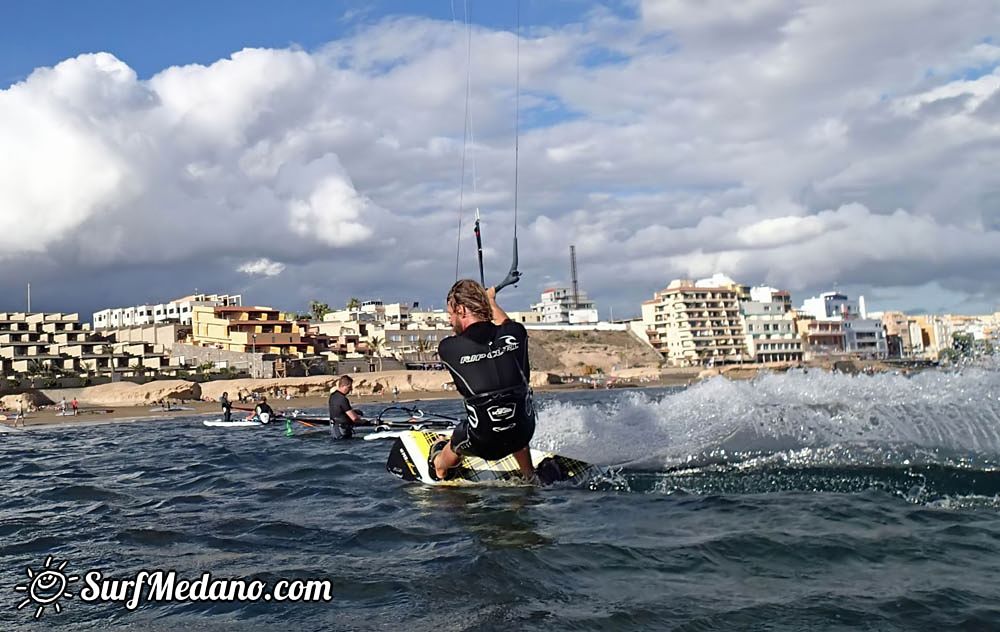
3, 368, 1000, 631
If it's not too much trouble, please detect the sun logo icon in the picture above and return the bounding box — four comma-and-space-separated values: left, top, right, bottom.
14, 555, 79, 620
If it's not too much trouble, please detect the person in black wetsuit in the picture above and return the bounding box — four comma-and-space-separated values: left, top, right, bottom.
431, 279, 535, 481
220, 392, 232, 423
328, 375, 364, 439
254, 397, 275, 423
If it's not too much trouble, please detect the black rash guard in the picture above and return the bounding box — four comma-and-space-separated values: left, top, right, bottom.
328, 390, 354, 439
255, 402, 274, 421
437, 319, 535, 460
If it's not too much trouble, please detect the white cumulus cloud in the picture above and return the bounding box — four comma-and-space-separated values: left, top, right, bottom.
2, 2, 1000, 318
238, 258, 286, 277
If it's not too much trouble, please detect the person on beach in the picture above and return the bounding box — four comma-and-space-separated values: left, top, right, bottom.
59, 397, 67, 414
254, 396, 275, 424
429, 279, 535, 481
328, 375, 365, 440
71, 397, 79, 416
15, 397, 26, 427
220, 392, 232, 422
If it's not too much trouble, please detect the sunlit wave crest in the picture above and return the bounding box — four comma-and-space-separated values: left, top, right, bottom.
534, 367, 1000, 503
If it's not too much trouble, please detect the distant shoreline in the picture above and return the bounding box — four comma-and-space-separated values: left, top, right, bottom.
1, 358, 929, 432
1, 378, 695, 431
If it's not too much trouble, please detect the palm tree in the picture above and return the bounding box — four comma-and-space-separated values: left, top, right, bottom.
415, 337, 431, 362
310, 300, 330, 321
347, 297, 361, 310
27, 358, 46, 379
369, 335, 385, 372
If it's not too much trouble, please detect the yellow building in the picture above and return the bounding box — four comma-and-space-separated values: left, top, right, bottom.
190, 305, 318, 357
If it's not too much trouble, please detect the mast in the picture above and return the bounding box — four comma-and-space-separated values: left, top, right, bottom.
570, 245, 579, 308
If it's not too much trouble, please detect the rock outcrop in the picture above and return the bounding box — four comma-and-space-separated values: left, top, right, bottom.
76, 380, 202, 406
0, 391, 50, 411
197, 371, 455, 401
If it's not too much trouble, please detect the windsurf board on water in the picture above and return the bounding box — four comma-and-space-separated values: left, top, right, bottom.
203, 412, 275, 428
385, 430, 603, 487
203, 418, 267, 427
149, 406, 194, 412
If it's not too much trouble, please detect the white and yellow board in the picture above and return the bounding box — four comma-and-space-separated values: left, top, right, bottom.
383, 429, 602, 487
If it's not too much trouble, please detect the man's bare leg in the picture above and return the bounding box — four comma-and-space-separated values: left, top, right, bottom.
512, 446, 535, 479
433, 441, 461, 480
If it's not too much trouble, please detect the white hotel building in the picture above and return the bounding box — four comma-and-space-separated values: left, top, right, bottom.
799, 291, 888, 358
93, 294, 242, 329
531, 288, 599, 324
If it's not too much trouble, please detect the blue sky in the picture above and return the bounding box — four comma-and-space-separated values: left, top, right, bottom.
2, 1, 1000, 318
1, 1, 630, 84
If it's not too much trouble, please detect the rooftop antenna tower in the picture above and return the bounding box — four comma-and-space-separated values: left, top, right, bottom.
570, 245, 579, 308
27, 282, 31, 312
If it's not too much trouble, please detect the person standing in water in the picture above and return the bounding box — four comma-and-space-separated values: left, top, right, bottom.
220, 391, 232, 423
328, 375, 365, 439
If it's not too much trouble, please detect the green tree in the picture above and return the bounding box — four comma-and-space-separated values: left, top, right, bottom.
27, 358, 47, 378
347, 297, 361, 310
369, 335, 385, 372
952, 332, 974, 355
310, 300, 331, 321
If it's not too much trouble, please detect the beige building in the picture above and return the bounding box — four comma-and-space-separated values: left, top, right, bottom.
912, 315, 952, 359
324, 300, 411, 327
795, 315, 846, 359
0, 312, 168, 378
189, 306, 321, 357
321, 300, 451, 361
507, 311, 543, 324
642, 276, 750, 367
876, 311, 925, 358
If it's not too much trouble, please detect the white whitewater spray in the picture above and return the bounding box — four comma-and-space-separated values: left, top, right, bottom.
533, 367, 1000, 470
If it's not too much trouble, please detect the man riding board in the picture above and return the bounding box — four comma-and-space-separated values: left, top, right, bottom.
430, 279, 535, 481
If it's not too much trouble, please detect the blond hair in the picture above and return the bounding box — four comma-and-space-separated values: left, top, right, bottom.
447, 279, 492, 321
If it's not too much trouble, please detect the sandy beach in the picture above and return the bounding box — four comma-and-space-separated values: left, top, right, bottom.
0, 391, 450, 430
0, 372, 700, 431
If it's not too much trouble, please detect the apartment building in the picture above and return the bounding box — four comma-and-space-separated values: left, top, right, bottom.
0, 312, 167, 378
642, 276, 750, 367
740, 286, 803, 363
912, 315, 952, 359
531, 288, 598, 324
799, 291, 887, 358
795, 316, 846, 358
324, 300, 411, 326
507, 311, 543, 324
874, 311, 925, 358
93, 293, 242, 329
189, 305, 322, 357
